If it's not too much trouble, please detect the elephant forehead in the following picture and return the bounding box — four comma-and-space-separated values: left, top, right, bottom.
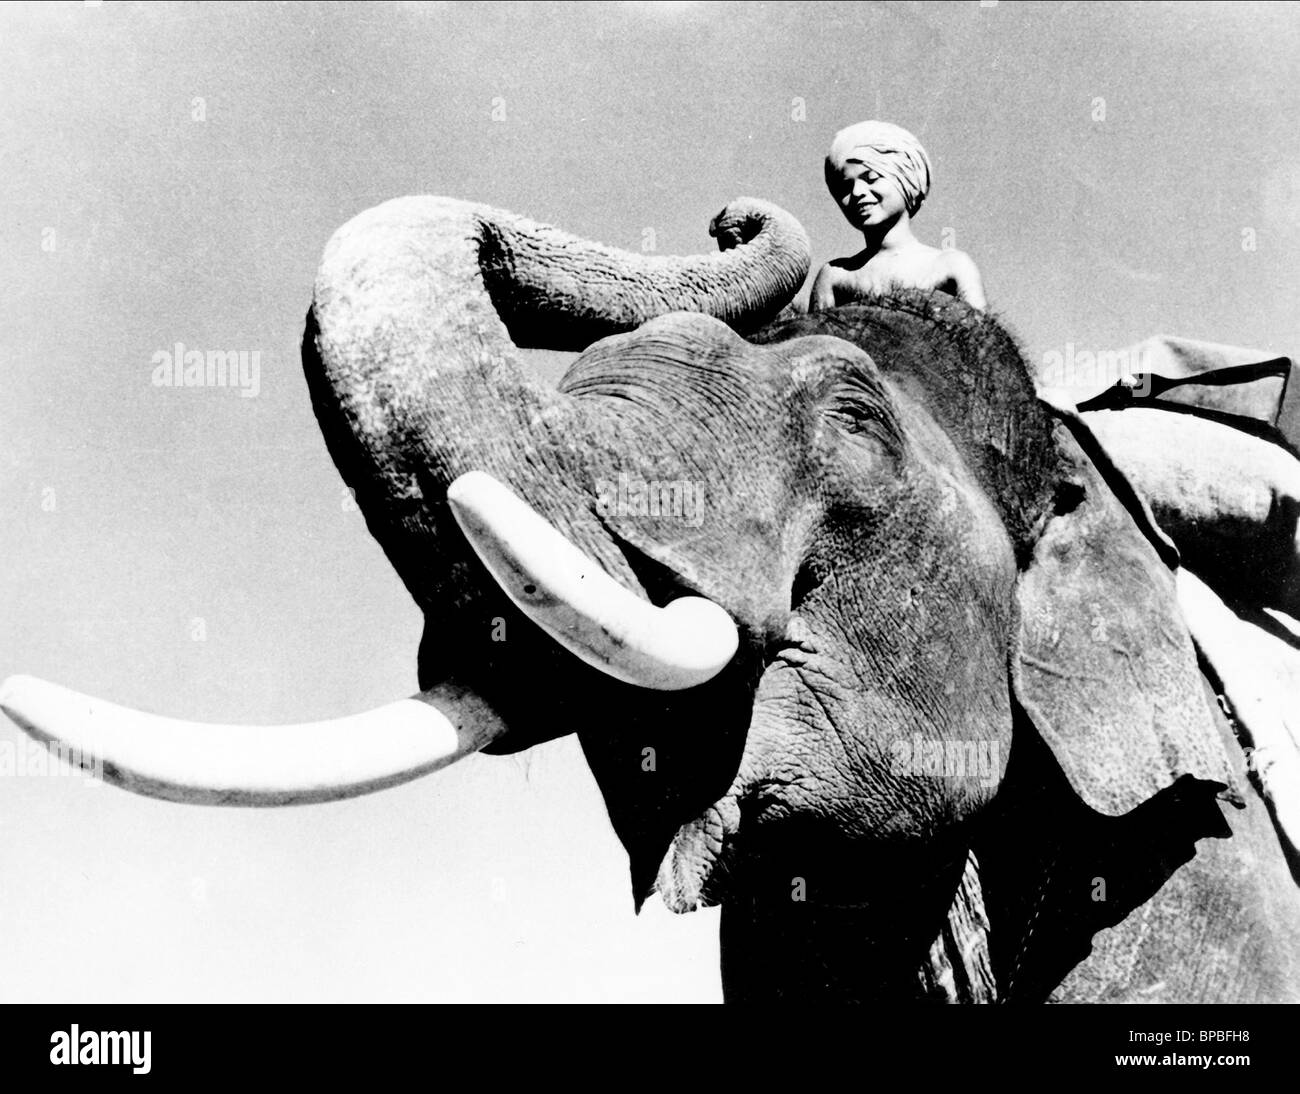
561, 313, 794, 405
561, 322, 895, 455
560, 323, 837, 496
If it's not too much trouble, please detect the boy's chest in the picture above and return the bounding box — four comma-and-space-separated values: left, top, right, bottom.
835, 253, 951, 299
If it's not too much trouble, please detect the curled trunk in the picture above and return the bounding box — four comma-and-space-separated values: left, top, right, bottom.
478, 197, 812, 348
304, 194, 811, 613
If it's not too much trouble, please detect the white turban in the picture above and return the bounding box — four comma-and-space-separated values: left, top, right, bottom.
825, 120, 933, 217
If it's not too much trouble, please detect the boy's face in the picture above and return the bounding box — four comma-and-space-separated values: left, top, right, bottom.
829, 157, 908, 231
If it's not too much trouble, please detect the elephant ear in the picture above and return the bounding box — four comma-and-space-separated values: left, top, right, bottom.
1012, 412, 1243, 816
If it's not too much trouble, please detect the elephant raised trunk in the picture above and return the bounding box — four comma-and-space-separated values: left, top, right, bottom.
478, 197, 812, 349
304, 195, 811, 613
306, 194, 811, 566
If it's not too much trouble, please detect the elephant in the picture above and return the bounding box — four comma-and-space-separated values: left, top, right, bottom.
4, 193, 1300, 1003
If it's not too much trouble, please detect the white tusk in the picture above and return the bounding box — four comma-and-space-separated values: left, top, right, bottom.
447, 470, 739, 690
0, 674, 506, 806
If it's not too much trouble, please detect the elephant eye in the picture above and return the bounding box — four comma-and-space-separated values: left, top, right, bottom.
824, 381, 902, 455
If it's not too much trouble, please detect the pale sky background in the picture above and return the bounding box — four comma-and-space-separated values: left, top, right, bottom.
2, 1, 1299, 1002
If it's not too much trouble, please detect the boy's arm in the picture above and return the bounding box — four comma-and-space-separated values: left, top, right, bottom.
809, 264, 838, 313
944, 251, 987, 310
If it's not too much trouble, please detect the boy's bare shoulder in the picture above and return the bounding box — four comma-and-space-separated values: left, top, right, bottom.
933, 248, 987, 309
810, 258, 861, 311
935, 247, 980, 273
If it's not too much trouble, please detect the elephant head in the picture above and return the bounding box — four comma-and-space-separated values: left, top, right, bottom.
6, 194, 1297, 1003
